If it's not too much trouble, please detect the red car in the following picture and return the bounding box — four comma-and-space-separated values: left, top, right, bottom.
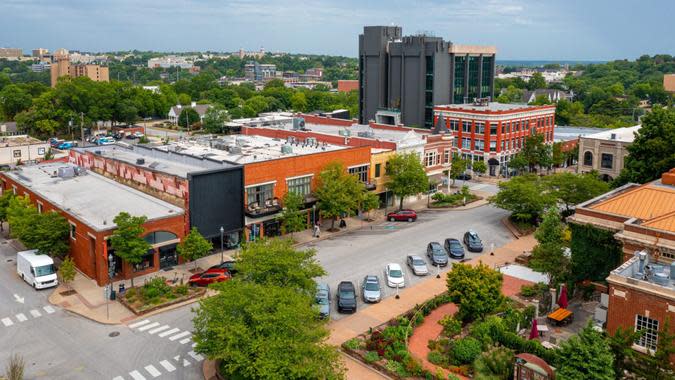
188, 269, 231, 287
386, 209, 417, 222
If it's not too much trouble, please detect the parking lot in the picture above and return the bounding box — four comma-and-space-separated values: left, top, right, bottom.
308, 204, 512, 320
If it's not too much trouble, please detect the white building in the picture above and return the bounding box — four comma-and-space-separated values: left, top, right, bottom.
148, 56, 194, 69
0, 135, 51, 165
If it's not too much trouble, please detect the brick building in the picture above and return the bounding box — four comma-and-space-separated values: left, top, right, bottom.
433, 101, 556, 176
569, 168, 675, 362
50, 57, 109, 87
577, 125, 640, 182
0, 163, 185, 286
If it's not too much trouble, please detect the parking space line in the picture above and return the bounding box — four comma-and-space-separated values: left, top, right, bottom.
1, 318, 13, 327
112, 376, 125, 380
15, 313, 27, 322
148, 325, 170, 334
168, 331, 190, 341
30, 309, 41, 318
137, 322, 160, 332
129, 370, 146, 380
158, 328, 180, 337
144, 365, 161, 378
43, 305, 55, 314
128, 319, 150, 328
159, 360, 175, 372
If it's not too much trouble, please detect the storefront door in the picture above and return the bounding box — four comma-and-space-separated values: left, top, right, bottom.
158, 243, 178, 269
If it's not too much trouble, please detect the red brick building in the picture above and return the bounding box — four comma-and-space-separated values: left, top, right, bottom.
337, 80, 359, 93
0, 163, 185, 286
433, 101, 556, 176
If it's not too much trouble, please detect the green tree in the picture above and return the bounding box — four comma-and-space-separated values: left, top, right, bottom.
544, 172, 609, 213
177, 227, 213, 270
386, 153, 428, 210
551, 142, 565, 170
0, 191, 14, 232
607, 327, 642, 380
507, 153, 528, 173
446, 263, 504, 322
555, 323, 615, 380
177, 107, 200, 129
497, 85, 524, 103
359, 191, 380, 221
6, 196, 38, 241
290, 92, 308, 112
527, 72, 547, 90
177, 93, 191, 105
0, 84, 33, 120
649, 317, 675, 380
530, 208, 570, 285
472, 161, 487, 176
473, 345, 514, 380
58, 256, 77, 290
280, 191, 307, 237
110, 212, 151, 287
520, 133, 551, 172
20, 211, 70, 258
449, 156, 468, 186
615, 107, 675, 186
192, 281, 343, 380
314, 162, 363, 230
201, 106, 229, 134
489, 175, 555, 223
529, 94, 552, 105
236, 239, 325, 294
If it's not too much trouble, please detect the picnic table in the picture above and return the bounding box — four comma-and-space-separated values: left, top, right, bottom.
547, 308, 573, 326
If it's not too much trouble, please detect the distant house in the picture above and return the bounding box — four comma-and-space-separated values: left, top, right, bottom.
168, 102, 212, 125
522, 89, 573, 103
0, 121, 19, 136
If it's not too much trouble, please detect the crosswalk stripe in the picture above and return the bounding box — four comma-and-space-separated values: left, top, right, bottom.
188, 351, 204, 362
148, 325, 170, 335
129, 370, 146, 380
112, 376, 125, 380
137, 322, 160, 332
30, 309, 42, 318
168, 331, 190, 341
15, 313, 27, 322
1, 318, 13, 327
159, 360, 176, 372
43, 305, 55, 314
158, 328, 180, 337
144, 365, 161, 378
128, 319, 150, 329
179, 337, 192, 344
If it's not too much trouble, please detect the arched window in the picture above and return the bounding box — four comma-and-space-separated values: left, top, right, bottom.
583, 151, 593, 166
144, 231, 178, 245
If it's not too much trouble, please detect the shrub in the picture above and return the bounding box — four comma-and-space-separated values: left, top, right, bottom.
344, 338, 361, 351
385, 360, 409, 378
439, 316, 462, 337
473, 345, 514, 380
451, 337, 482, 365
469, 316, 506, 348
427, 350, 447, 366
364, 351, 380, 363
174, 284, 189, 296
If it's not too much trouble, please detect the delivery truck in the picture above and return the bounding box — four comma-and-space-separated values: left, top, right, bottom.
16, 250, 58, 289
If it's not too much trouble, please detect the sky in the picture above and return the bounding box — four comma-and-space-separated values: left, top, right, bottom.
1, 0, 673, 61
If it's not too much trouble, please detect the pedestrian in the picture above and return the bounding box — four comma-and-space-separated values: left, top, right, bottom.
313, 222, 320, 238
339, 218, 347, 228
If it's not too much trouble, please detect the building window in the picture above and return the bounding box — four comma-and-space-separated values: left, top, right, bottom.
490, 124, 497, 135
489, 141, 496, 152
462, 138, 471, 149
246, 183, 275, 208
452, 138, 458, 147
462, 121, 471, 133
475, 139, 484, 151
424, 151, 438, 167
476, 122, 485, 134
38, 147, 45, 155
661, 247, 675, 260
144, 231, 179, 245
37, 202, 43, 214
375, 163, 381, 178
443, 150, 451, 164
348, 165, 369, 183
583, 151, 593, 166
450, 120, 459, 131
13, 150, 21, 158
69, 223, 76, 240
635, 315, 659, 351
287, 176, 312, 196
134, 250, 155, 272
601, 153, 613, 169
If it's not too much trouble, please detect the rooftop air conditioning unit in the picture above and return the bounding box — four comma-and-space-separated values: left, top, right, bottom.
57, 166, 75, 178
305, 137, 317, 145
357, 131, 374, 138
281, 144, 293, 154
229, 146, 242, 154
338, 129, 351, 137
292, 117, 305, 130
136, 158, 145, 165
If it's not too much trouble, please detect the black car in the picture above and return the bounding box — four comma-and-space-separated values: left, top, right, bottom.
456, 173, 472, 180
209, 260, 238, 276
337, 281, 357, 313
444, 238, 465, 259
426, 242, 449, 266
463, 230, 484, 252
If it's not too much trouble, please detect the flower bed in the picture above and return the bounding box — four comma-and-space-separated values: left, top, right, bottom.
119, 277, 206, 315
429, 186, 481, 208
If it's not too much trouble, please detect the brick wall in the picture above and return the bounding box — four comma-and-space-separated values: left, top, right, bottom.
241, 126, 398, 150
297, 113, 356, 127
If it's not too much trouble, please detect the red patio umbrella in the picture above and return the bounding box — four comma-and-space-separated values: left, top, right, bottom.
558, 284, 569, 309
529, 318, 539, 340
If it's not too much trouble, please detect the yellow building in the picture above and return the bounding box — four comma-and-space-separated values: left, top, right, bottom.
50, 57, 109, 87
369, 148, 395, 194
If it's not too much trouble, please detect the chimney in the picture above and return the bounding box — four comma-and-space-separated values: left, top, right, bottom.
662, 168, 675, 186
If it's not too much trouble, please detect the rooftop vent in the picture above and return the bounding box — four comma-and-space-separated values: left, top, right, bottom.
228, 146, 242, 154
94, 150, 102, 155
357, 131, 374, 138
610, 133, 617, 140
305, 137, 317, 146
338, 129, 351, 137
57, 166, 75, 178
73, 166, 86, 176
136, 158, 145, 165
292, 117, 305, 130
281, 144, 293, 154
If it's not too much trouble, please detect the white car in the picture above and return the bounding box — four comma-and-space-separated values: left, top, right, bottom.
385, 263, 405, 288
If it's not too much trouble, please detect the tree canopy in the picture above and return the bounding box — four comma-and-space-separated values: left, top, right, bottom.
110, 212, 151, 284
530, 208, 570, 285
555, 323, 615, 380
490, 175, 555, 223
280, 191, 307, 236
386, 153, 428, 210
176, 227, 212, 269
446, 263, 504, 322
314, 162, 364, 230
6, 196, 69, 257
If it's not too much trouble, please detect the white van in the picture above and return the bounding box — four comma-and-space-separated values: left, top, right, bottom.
16, 250, 58, 289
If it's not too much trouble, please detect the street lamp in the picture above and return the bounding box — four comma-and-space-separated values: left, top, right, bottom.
220, 226, 225, 264
107, 253, 114, 320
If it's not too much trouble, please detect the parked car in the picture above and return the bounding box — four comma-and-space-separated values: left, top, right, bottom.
188, 269, 231, 287
444, 238, 466, 259
112, 132, 123, 140
463, 230, 484, 252
407, 255, 429, 276
361, 275, 382, 303
336, 281, 357, 313
209, 260, 238, 276
386, 209, 417, 222
384, 263, 405, 288
427, 242, 449, 266
125, 133, 138, 140
456, 173, 472, 180
57, 141, 75, 150
95, 137, 115, 145
315, 283, 330, 318
133, 131, 145, 139
49, 138, 64, 148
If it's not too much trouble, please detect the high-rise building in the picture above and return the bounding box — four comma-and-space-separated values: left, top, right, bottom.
50, 57, 109, 87
32, 48, 49, 57
0, 48, 23, 59
358, 26, 496, 129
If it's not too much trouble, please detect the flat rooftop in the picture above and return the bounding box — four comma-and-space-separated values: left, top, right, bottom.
155, 134, 348, 165
611, 253, 674, 292
0, 135, 47, 146
306, 123, 425, 145
5, 163, 184, 231
75, 144, 235, 178
435, 102, 551, 113
582, 125, 641, 143
554, 126, 606, 141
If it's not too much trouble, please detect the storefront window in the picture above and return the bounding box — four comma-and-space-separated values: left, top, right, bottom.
246, 183, 274, 208
287, 176, 312, 196
133, 249, 155, 272
348, 165, 369, 183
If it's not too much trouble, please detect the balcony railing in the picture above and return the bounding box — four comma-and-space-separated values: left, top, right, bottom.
245, 197, 282, 218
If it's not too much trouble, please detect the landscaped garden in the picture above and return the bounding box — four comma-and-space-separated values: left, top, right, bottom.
120, 277, 205, 314
429, 186, 480, 208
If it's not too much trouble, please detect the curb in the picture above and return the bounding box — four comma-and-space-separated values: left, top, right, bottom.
501, 216, 522, 239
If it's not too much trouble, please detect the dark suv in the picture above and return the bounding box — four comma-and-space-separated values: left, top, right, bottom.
463, 230, 484, 252
426, 242, 449, 266
444, 238, 465, 259
337, 281, 357, 313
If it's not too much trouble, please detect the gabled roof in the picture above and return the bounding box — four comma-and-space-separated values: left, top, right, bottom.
169, 104, 211, 117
